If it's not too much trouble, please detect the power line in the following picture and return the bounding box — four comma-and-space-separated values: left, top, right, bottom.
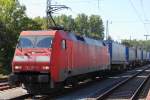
140, 0, 148, 20
57, 0, 95, 4
129, 0, 143, 23
129, 0, 149, 35
140, 0, 150, 41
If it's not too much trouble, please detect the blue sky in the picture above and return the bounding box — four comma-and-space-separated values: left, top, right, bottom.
19, 0, 150, 41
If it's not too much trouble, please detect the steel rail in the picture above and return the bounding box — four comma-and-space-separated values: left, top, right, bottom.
130, 73, 150, 100
9, 94, 32, 100
0, 77, 8, 83
0, 82, 10, 91
87, 66, 150, 100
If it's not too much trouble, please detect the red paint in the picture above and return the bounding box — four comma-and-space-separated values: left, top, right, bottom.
12, 30, 110, 83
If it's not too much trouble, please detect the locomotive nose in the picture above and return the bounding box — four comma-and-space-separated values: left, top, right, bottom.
13, 52, 51, 72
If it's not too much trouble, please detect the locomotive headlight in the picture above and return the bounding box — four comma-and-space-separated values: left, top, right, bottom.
14, 66, 22, 70
42, 66, 50, 70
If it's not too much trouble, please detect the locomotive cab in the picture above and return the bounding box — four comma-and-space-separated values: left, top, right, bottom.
9, 30, 57, 94
13, 33, 53, 72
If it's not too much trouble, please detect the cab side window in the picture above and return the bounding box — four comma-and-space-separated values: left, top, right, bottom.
61, 40, 66, 50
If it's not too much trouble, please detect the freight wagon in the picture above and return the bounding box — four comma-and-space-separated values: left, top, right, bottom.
126, 47, 136, 67
106, 40, 127, 70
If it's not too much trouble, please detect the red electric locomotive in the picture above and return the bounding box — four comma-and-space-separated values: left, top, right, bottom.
9, 29, 110, 94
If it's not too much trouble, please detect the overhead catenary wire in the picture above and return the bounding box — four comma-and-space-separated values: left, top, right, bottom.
140, 0, 150, 39
140, 0, 148, 21
129, 0, 149, 35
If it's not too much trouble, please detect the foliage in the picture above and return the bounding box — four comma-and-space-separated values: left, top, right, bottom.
54, 15, 76, 31
0, 0, 41, 74
33, 16, 47, 30
74, 14, 89, 35
0, 22, 8, 74
36, 14, 104, 39
88, 15, 104, 39
122, 39, 150, 51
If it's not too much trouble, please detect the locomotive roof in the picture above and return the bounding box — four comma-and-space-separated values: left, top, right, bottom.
20, 30, 57, 36
20, 30, 105, 47
67, 32, 105, 47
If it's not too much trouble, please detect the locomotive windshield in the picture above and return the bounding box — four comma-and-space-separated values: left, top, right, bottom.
18, 35, 53, 48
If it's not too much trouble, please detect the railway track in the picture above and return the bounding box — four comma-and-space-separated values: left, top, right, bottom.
6, 69, 124, 99
9, 93, 52, 100
9, 94, 32, 100
1, 65, 150, 100
0, 78, 19, 91
0, 77, 8, 83
87, 65, 150, 100
0, 82, 10, 91
34, 65, 146, 99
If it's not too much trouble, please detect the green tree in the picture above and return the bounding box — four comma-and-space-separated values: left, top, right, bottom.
122, 39, 150, 50
33, 14, 104, 39
0, 0, 27, 74
20, 17, 42, 30
0, 0, 26, 32
0, 0, 41, 74
33, 16, 47, 30
54, 15, 76, 31
89, 15, 104, 39
75, 14, 89, 35
0, 21, 14, 74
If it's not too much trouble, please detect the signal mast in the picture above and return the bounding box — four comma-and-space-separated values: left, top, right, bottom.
46, 0, 69, 28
